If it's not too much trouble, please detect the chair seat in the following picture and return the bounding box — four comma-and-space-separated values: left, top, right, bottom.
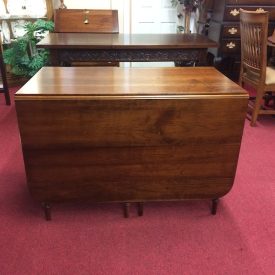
266, 66, 275, 85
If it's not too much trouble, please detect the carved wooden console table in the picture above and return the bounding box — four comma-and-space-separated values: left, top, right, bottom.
15, 67, 247, 220
37, 33, 218, 65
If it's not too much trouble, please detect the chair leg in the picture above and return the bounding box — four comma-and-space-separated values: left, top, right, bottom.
42, 203, 52, 221
137, 202, 144, 216
251, 89, 264, 126
4, 89, 11, 105
123, 202, 130, 218
211, 199, 219, 215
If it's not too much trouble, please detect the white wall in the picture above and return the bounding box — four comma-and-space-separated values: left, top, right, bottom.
131, 0, 177, 34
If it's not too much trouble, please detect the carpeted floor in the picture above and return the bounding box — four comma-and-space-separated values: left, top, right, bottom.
0, 88, 274, 275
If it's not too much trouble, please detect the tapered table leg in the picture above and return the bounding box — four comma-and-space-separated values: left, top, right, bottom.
123, 202, 130, 218
42, 203, 52, 221
137, 202, 144, 216
211, 199, 219, 215
4, 91, 11, 105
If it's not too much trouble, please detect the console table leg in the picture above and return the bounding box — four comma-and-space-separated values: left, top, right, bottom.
137, 202, 144, 216
211, 199, 219, 215
123, 202, 130, 218
42, 203, 52, 221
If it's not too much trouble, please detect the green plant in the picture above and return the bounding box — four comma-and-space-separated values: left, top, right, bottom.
3, 19, 54, 77
171, 0, 203, 33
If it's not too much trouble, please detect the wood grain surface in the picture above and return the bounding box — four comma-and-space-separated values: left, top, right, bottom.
16, 67, 245, 97
54, 9, 119, 33
37, 33, 218, 49
15, 67, 248, 203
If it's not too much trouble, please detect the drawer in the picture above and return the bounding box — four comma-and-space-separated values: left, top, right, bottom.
224, 6, 275, 21
222, 25, 240, 38
222, 23, 275, 38
227, 0, 275, 5
221, 39, 241, 54
54, 9, 119, 33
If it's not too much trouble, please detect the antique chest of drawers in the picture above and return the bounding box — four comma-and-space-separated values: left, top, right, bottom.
208, 0, 275, 80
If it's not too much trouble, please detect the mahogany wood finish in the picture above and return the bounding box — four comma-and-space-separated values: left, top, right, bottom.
54, 9, 119, 33
227, 0, 275, 4
208, 0, 275, 80
42, 203, 51, 221
54, 9, 119, 67
15, 67, 248, 219
239, 10, 275, 126
37, 33, 217, 65
211, 199, 219, 215
123, 203, 130, 218
137, 203, 144, 217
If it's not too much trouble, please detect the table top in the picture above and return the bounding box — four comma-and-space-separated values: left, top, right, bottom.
16, 67, 247, 99
37, 33, 218, 50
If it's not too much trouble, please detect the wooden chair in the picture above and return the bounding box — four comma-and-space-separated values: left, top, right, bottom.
0, 37, 10, 105
239, 9, 275, 126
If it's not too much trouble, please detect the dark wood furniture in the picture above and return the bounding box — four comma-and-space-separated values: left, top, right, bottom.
54, 9, 119, 67
54, 9, 119, 33
36, 33, 218, 66
239, 9, 275, 126
208, 0, 275, 80
15, 66, 247, 220
0, 37, 10, 105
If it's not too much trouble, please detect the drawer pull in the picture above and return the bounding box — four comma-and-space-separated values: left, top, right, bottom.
256, 8, 265, 13
228, 27, 238, 35
230, 9, 240, 17
83, 10, 89, 24
226, 42, 236, 49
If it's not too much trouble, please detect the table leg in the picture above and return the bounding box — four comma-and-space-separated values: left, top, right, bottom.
42, 202, 52, 221
137, 202, 144, 216
211, 199, 219, 215
123, 202, 130, 218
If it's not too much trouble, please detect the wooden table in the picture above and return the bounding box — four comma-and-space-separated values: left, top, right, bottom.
15, 67, 247, 220
37, 33, 218, 66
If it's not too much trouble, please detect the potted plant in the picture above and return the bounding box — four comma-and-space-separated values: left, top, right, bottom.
3, 19, 54, 80
171, 0, 204, 33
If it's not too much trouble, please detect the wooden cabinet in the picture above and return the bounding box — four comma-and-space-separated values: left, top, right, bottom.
0, 0, 53, 43
208, 0, 275, 80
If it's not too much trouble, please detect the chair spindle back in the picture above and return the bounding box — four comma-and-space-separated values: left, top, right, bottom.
240, 9, 269, 85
